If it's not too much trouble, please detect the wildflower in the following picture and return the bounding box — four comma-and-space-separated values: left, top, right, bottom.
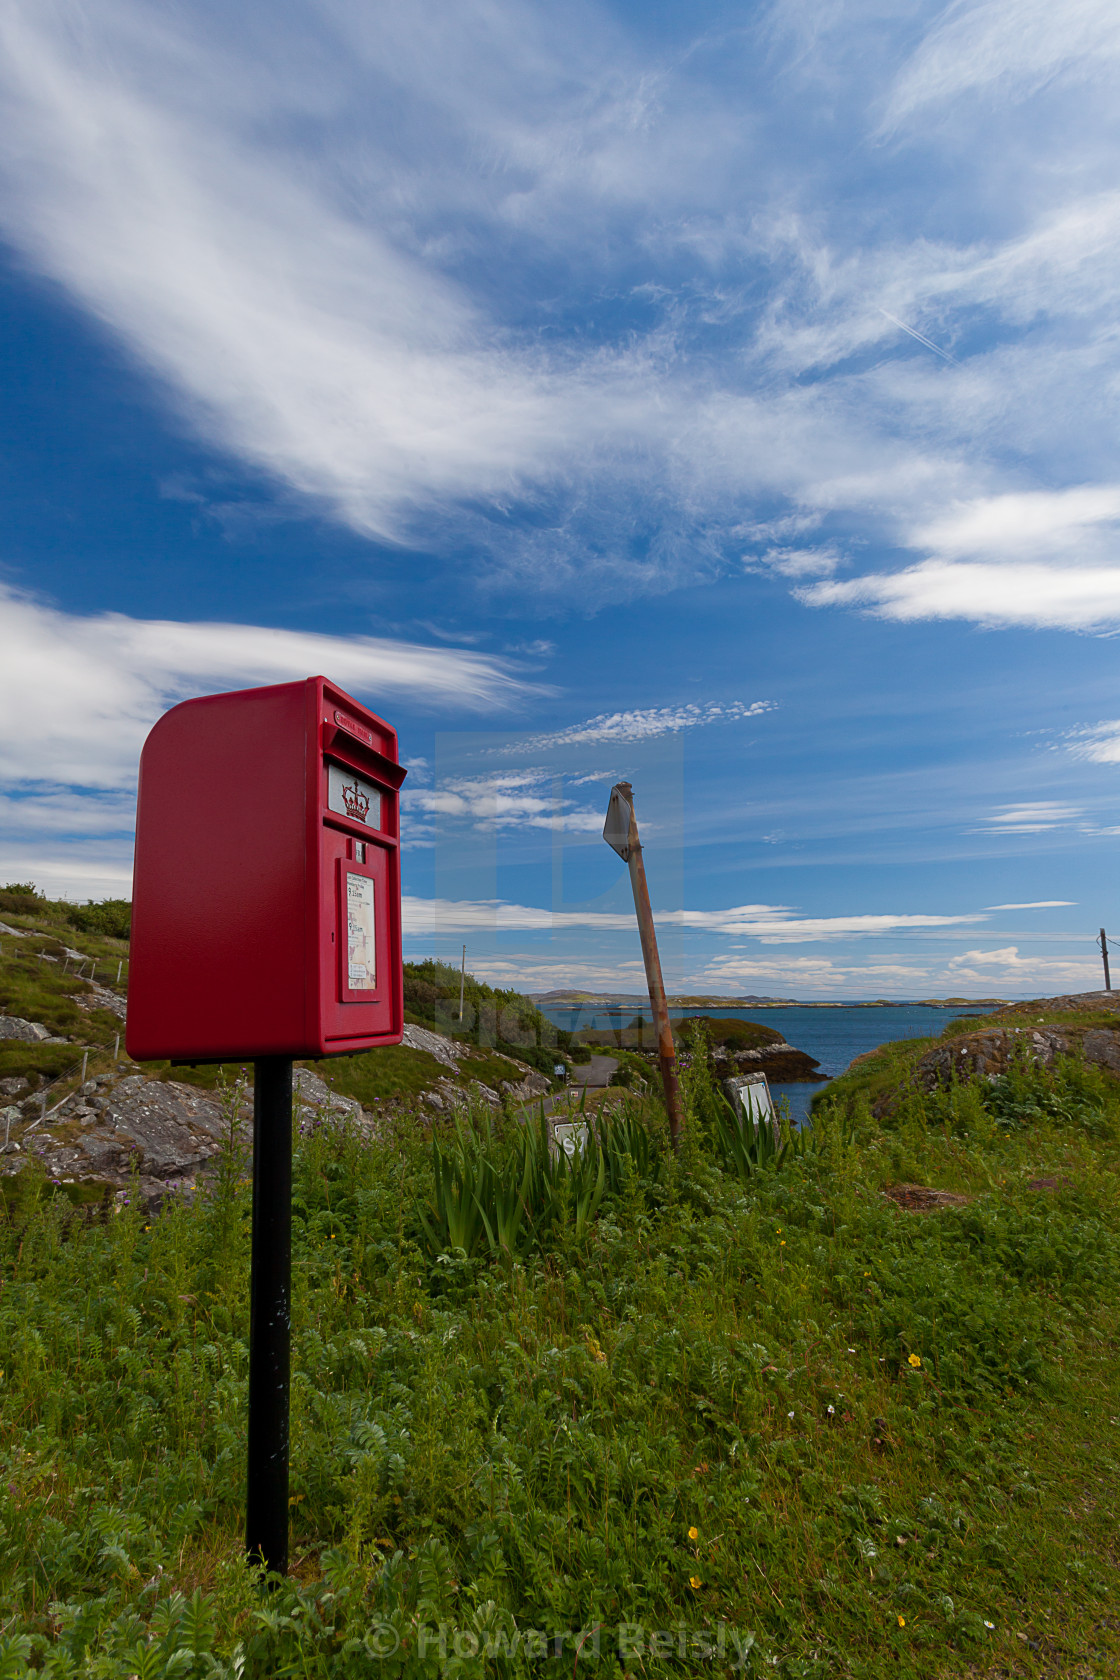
847, 1347, 856, 1353
897, 1616, 906, 1628
787, 1411, 794, 1420
983, 1620, 994, 1630
863, 1271, 870, 1277
827, 1404, 835, 1415
688, 1526, 699, 1540
908, 1353, 922, 1369
689, 1576, 702, 1590
779, 1240, 786, 1247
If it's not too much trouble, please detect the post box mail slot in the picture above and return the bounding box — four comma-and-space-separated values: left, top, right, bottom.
126, 676, 406, 1061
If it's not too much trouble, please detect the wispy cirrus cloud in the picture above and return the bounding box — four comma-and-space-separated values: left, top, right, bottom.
882, 0, 1120, 125
1067, 719, 1120, 765
505, 701, 774, 754
974, 803, 1084, 834
0, 0, 1118, 618
0, 582, 538, 792
984, 901, 1077, 910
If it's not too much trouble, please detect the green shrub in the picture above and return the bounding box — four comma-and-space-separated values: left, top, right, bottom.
65, 898, 132, 940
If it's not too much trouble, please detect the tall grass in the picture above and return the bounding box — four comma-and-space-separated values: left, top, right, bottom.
0, 1045, 1118, 1675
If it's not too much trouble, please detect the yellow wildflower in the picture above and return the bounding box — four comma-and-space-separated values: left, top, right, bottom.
908, 1353, 922, 1368
688, 1526, 699, 1540
689, 1576, 702, 1590
897, 1616, 906, 1628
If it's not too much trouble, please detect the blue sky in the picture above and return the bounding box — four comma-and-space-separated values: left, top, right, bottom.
1, 0, 1119, 998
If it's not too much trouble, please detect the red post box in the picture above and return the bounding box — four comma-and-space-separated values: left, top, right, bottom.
127, 676, 406, 1062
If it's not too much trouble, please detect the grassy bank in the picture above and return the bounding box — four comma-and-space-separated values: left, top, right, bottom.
0, 1022, 1118, 1676
0, 895, 564, 1108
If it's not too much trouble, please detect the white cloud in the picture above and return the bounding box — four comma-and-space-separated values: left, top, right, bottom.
0, 845, 134, 902
403, 894, 985, 940
0, 0, 1117, 622
911, 488, 1120, 560
406, 770, 605, 833
0, 2, 591, 540
747, 547, 842, 579
801, 564, 1120, 632
1068, 720, 1120, 764
984, 901, 1077, 910
945, 946, 1099, 985
974, 803, 1084, 833
506, 701, 774, 753
884, 0, 1120, 124
0, 583, 539, 791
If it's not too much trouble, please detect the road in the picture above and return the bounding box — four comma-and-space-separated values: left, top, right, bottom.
566, 1053, 619, 1091
518, 1053, 618, 1122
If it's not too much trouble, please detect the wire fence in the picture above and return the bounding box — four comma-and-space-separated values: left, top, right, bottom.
3, 1037, 124, 1147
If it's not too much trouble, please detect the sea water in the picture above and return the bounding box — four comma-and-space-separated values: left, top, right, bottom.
537, 1002, 1002, 1126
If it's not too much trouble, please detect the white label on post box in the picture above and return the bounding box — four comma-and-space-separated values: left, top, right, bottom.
346, 873, 377, 989
329, 763, 381, 827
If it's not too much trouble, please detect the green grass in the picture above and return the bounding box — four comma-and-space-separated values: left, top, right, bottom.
0, 913, 127, 1093
0, 1031, 1118, 1676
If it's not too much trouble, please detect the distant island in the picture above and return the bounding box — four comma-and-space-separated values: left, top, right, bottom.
531, 991, 1011, 1009
531, 990, 798, 1007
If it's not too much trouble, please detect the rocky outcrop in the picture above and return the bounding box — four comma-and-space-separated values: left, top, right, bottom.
5, 1073, 242, 1207
915, 1020, 1120, 1089
419, 1063, 550, 1112
712, 1042, 826, 1084
0, 1014, 68, 1044
72, 982, 127, 1021
401, 1022, 469, 1069
3, 1065, 375, 1209
1001, 991, 1120, 1016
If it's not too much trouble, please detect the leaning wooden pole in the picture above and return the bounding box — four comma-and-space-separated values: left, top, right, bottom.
610, 782, 684, 1149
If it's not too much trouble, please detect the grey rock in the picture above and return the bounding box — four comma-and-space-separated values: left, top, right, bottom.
73, 982, 127, 1022
0, 1015, 58, 1043
17, 1076, 251, 1205
401, 1023, 467, 1069
498, 1071, 550, 1102
0, 1076, 30, 1099
917, 1026, 1075, 1090
1083, 1029, 1120, 1073
293, 1069, 369, 1132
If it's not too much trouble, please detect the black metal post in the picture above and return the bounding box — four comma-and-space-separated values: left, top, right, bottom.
247, 1055, 293, 1576
1100, 928, 1112, 992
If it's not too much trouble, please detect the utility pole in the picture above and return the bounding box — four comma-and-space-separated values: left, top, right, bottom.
603, 782, 684, 1148
1099, 928, 1112, 992
458, 944, 467, 1020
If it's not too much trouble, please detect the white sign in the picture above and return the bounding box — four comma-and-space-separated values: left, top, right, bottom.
329, 763, 381, 828
725, 1073, 777, 1140
346, 873, 377, 990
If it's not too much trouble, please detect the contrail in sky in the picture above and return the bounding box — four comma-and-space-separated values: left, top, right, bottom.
879, 308, 958, 364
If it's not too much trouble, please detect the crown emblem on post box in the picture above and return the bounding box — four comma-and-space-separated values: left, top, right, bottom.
341, 779, 370, 821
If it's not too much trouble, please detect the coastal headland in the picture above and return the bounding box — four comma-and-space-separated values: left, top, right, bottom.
532, 989, 1010, 1009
